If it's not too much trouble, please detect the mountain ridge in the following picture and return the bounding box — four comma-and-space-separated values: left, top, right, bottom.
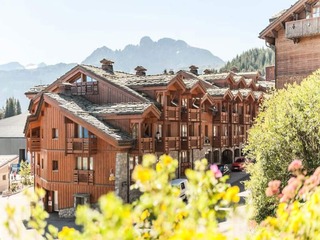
0, 36, 225, 111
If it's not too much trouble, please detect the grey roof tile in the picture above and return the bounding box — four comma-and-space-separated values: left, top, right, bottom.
45, 93, 133, 144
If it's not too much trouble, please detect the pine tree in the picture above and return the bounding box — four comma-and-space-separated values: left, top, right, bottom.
16, 99, 21, 115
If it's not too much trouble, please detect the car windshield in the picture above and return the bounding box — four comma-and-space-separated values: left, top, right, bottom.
235, 158, 245, 163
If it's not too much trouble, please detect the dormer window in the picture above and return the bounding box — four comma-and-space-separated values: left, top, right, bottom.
313, 2, 320, 18
307, 1, 320, 18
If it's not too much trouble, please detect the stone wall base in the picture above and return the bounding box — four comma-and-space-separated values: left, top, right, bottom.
58, 207, 75, 218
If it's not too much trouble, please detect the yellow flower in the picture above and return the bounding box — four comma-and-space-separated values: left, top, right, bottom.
133, 165, 152, 183
57, 226, 77, 239
141, 209, 150, 221
161, 154, 173, 165
156, 162, 163, 172
223, 186, 240, 203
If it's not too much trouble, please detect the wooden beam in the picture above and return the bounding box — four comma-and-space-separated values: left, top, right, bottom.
305, 3, 311, 13
281, 21, 286, 29
271, 30, 278, 38
265, 36, 275, 45
292, 12, 299, 20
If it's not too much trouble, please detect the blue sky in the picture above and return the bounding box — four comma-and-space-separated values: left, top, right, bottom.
0, 0, 296, 65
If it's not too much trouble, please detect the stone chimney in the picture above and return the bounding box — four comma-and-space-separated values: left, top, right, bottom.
204, 69, 214, 75
169, 70, 174, 75
100, 59, 114, 74
134, 66, 147, 76
189, 65, 199, 75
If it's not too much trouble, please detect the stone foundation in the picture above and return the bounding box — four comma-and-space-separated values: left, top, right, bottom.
59, 208, 75, 218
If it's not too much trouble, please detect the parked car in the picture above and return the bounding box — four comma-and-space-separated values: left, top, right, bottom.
217, 164, 230, 175
231, 157, 253, 171
170, 178, 188, 202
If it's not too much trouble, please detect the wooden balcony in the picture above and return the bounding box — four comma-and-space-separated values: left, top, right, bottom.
71, 81, 99, 95
232, 135, 239, 146
231, 113, 239, 124
239, 135, 245, 145
244, 114, 251, 125
137, 137, 154, 153
213, 136, 229, 148
220, 112, 228, 123
74, 170, 94, 184
286, 17, 320, 39
155, 138, 164, 152
28, 138, 41, 152
165, 106, 180, 121
181, 108, 201, 122
181, 136, 202, 150
165, 137, 180, 151
66, 138, 97, 154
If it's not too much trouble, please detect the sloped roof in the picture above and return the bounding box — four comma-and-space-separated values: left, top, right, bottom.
0, 113, 28, 138
123, 74, 176, 87
0, 155, 18, 169
207, 88, 230, 97
259, 0, 307, 38
79, 65, 149, 101
44, 93, 133, 145
25, 85, 49, 95
199, 72, 230, 82
87, 102, 159, 116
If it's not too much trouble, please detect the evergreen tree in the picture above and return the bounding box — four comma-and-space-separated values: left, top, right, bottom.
16, 99, 21, 115
3, 97, 22, 118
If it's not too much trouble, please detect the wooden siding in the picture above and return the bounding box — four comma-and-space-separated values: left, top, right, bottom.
276, 28, 320, 87
84, 79, 142, 104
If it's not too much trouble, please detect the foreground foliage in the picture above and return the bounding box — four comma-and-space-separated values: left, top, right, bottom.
4, 154, 240, 239
254, 160, 320, 239
245, 70, 320, 222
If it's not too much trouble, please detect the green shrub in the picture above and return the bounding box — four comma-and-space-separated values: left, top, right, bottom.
245, 70, 320, 222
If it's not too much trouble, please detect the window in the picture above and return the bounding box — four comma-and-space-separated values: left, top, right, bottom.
181, 124, 187, 137
76, 125, 89, 138
156, 93, 163, 105
213, 126, 218, 137
181, 151, 188, 163
76, 156, 93, 170
52, 160, 58, 171
52, 128, 58, 139
2, 174, 6, 181
313, 2, 320, 18
41, 158, 44, 169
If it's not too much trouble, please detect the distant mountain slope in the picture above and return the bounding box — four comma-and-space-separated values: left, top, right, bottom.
0, 63, 76, 110
82, 36, 225, 74
0, 62, 25, 71
220, 48, 274, 75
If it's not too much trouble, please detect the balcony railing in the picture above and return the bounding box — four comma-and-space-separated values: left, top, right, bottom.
181, 136, 202, 150
220, 112, 228, 123
286, 17, 320, 39
28, 137, 41, 152
71, 81, 99, 95
231, 113, 239, 124
66, 138, 97, 154
138, 137, 154, 153
213, 136, 229, 148
165, 106, 180, 121
181, 108, 201, 121
244, 114, 251, 124
232, 136, 239, 146
74, 170, 94, 184
165, 137, 180, 151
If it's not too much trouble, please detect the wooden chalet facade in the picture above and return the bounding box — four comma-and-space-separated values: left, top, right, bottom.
24, 59, 267, 214
260, 0, 320, 88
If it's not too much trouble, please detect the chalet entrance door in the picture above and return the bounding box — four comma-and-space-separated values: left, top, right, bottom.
180, 151, 191, 177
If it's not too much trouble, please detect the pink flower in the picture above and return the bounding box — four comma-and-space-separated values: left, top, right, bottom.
210, 164, 222, 178
288, 159, 303, 172
265, 180, 281, 197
